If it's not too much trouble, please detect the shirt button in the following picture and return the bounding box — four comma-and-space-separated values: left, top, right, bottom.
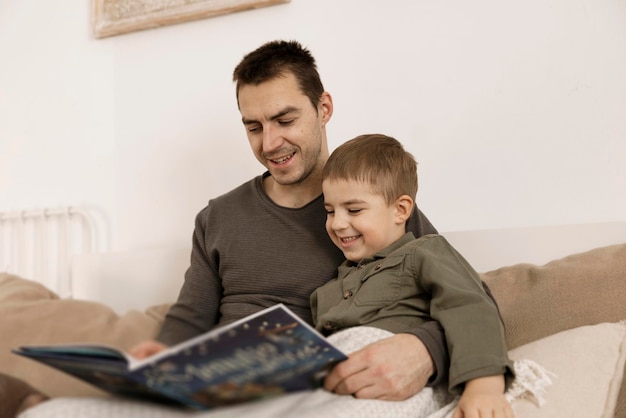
323, 321, 334, 331
343, 290, 353, 299
374, 263, 382, 270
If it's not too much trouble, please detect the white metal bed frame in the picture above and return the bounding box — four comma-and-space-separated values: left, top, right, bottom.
0, 206, 99, 298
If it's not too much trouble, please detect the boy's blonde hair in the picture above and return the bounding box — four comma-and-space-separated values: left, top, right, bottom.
322, 134, 418, 205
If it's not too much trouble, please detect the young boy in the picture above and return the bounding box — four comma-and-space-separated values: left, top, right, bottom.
311, 134, 515, 418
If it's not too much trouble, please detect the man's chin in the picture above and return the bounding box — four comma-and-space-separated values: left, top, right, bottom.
269, 170, 305, 186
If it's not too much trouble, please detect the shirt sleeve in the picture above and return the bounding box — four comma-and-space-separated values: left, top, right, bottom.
404, 208, 507, 388
413, 236, 514, 392
402, 320, 450, 386
403, 207, 448, 386
157, 207, 222, 346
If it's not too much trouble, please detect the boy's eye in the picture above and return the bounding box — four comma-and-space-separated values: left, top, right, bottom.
325, 210, 335, 215
348, 208, 362, 214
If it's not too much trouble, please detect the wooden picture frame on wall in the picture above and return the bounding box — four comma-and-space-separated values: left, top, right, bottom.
92, 0, 291, 39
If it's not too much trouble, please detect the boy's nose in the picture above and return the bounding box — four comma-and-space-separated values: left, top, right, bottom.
331, 214, 349, 231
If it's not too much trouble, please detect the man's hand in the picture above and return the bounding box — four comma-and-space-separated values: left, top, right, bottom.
324, 333, 434, 400
128, 340, 168, 359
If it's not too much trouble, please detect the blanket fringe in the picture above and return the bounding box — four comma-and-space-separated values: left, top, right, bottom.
505, 358, 555, 407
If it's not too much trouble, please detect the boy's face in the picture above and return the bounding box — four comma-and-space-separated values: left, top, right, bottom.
322, 178, 410, 262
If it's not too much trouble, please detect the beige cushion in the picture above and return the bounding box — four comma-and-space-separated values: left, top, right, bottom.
480, 243, 626, 350
480, 243, 626, 416
0, 273, 169, 397
508, 321, 626, 418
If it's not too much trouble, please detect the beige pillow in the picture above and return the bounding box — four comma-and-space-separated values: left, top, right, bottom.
480, 243, 626, 416
480, 243, 626, 350
508, 321, 626, 418
0, 273, 167, 397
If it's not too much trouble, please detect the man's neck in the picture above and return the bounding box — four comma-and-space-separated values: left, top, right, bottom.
263, 174, 322, 208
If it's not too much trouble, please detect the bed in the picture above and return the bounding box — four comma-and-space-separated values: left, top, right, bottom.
1, 207, 625, 417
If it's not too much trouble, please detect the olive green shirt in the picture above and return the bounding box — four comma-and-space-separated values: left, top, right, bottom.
311, 233, 514, 393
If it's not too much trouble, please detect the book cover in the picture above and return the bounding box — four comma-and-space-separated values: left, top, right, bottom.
13, 304, 347, 410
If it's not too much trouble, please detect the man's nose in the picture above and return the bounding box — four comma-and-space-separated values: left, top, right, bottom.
262, 125, 281, 152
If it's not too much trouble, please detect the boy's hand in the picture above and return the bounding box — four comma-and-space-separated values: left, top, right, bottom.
128, 340, 168, 359
453, 375, 514, 418
323, 333, 434, 400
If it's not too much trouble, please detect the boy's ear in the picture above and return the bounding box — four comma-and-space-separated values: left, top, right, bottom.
395, 195, 414, 223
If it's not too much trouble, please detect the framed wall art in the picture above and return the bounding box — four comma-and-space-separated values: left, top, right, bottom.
92, 0, 291, 39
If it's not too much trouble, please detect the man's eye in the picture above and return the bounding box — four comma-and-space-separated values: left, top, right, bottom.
278, 119, 294, 126
247, 126, 261, 133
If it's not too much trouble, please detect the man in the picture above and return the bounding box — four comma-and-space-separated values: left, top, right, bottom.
131, 40, 448, 400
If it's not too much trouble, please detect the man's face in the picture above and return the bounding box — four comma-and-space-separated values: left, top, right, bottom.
238, 73, 331, 186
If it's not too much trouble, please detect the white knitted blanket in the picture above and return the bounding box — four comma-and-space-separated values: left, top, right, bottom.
21, 327, 552, 418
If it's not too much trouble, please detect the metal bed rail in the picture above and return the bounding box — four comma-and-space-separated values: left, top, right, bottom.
0, 207, 99, 298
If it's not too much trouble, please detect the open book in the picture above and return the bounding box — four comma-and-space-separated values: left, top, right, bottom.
13, 304, 347, 410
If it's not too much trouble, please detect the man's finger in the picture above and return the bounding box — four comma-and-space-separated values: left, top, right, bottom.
323, 353, 367, 393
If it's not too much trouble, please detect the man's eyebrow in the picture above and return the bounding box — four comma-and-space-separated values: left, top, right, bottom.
241, 106, 299, 125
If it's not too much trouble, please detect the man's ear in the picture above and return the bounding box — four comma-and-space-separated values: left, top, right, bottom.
395, 195, 414, 224
319, 92, 333, 124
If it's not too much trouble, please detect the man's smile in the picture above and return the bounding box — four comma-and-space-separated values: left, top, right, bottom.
267, 152, 296, 165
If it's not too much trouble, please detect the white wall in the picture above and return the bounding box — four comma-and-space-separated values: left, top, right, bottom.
1, 0, 625, 253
